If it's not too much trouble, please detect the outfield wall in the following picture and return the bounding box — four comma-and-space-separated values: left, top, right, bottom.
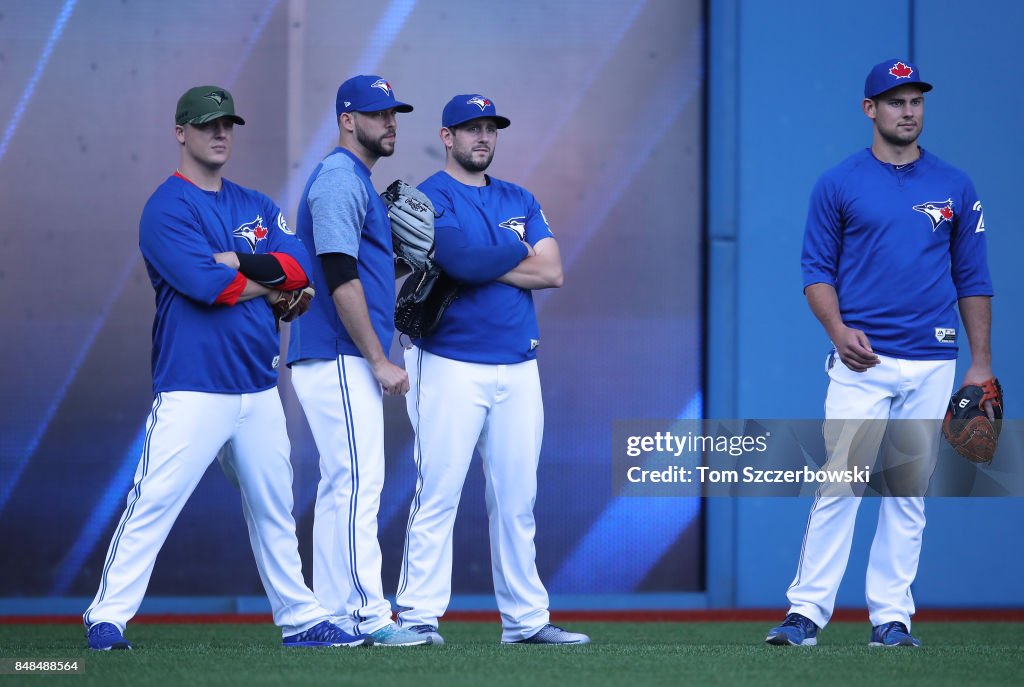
2, 0, 1021, 615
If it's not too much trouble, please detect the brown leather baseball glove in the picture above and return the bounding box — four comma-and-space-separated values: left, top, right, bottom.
268, 286, 315, 330
942, 377, 1004, 464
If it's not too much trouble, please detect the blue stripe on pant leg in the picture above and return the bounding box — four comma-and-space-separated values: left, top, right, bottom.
789, 493, 822, 590
337, 357, 369, 631
85, 393, 162, 626
397, 348, 425, 600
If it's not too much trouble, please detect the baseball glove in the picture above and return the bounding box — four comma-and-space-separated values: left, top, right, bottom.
268, 286, 315, 329
382, 179, 437, 273
942, 377, 1004, 464
395, 268, 459, 338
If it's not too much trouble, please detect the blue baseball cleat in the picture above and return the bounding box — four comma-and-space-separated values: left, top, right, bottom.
869, 621, 921, 647
282, 620, 372, 648
369, 623, 432, 646
503, 624, 590, 645
765, 613, 819, 646
87, 622, 132, 651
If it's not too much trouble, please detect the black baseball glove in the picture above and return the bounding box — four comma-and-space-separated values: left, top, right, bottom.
942, 377, 1004, 464
382, 179, 437, 273
395, 268, 459, 339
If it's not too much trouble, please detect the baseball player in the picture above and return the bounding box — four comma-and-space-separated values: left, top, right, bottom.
765, 59, 994, 647
286, 75, 427, 646
83, 86, 370, 650
394, 94, 589, 645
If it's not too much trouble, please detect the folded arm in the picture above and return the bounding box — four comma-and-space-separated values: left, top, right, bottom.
497, 237, 563, 290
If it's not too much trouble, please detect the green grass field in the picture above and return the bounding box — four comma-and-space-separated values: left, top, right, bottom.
2, 622, 1021, 686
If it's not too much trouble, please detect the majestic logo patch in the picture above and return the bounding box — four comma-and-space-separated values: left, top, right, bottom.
889, 62, 913, 79
272, 355, 280, 369
973, 200, 986, 233
277, 211, 294, 235
935, 328, 956, 343
912, 199, 954, 231
499, 217, 527, 241
204, 90, 227, 105
467, 96, 492, 111
530, 339, 540, 351
370, 79, 392, 95
234, 215, 269, 252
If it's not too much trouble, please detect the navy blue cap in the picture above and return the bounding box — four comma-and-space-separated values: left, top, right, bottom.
864, 58, 933, 99
336, 75, 413, 116
442, 94, 510, 129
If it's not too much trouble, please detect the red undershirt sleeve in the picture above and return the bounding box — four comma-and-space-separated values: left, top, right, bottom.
269, 252, 309, 291
214, 272, 248, 306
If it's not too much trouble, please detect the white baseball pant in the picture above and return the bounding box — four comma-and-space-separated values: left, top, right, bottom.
290, 355, 393, 635
396, 347, 551, 642
786, 353, 956, 629
83, 389, 330, 636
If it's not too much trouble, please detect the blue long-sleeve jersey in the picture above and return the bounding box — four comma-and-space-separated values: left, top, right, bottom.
801, 148, 993, 360
140, 174, 311, 393
416, 171, 553, 364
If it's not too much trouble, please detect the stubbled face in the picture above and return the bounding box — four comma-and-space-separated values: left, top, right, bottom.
177, 118, 233, 169
448, 118, 498, 173
866, 84, 924, 147
353, 108, 398, 158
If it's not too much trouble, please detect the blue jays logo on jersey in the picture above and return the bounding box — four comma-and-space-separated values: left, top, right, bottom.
234, 215, 269, 252
912, 198, 954, 231
371, 79, 392, 95
467, 96, 492, 111
499, 216, 527, 241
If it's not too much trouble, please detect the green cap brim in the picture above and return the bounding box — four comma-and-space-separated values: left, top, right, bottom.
188, 112, 246, 126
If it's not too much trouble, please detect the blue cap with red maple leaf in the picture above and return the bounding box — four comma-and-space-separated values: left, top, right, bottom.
865, 58, 933, 99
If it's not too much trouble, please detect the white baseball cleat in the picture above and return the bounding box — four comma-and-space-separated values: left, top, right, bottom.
503, 624, 591, 645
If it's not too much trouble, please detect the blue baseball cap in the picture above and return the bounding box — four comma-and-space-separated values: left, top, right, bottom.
336, 75, 413, 116
442, 94, 510, 129
864, 58, 933, 99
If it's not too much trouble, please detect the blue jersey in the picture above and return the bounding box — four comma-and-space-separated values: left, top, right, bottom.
802, 148, 993, 360
288, 148, 396, 363
416, 171, 554, 364
140, 174, 312, 394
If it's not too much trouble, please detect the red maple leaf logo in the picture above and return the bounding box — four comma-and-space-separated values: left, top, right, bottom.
940, 206, 954, 220
890, 62, 913, 78
254, 224, 268, 240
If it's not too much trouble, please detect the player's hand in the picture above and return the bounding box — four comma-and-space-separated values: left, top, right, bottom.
213, 251, 240, 269
834, 326, 880, 372
372, 358, 410, 396
963, 362, 997, 419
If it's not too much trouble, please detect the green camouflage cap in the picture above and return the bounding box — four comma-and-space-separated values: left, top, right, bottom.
175, 86, 246, 126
